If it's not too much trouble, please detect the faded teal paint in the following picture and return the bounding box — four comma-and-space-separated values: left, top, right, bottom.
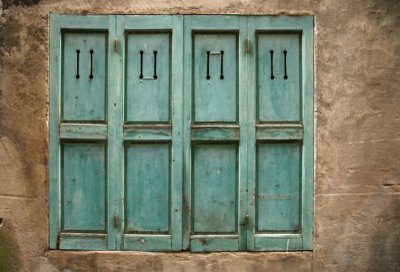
123, 234, 172, 251
170, 15, 184, 251
60, 15, 109, 30
256, 142, 301, 232
109, 15, 125, 250
124, 15, 174, 30
256, 124, 303, 140
191, 126, 240, 141
62, 32, 107, 122
184, 16, 244, 252
59, 123, 108, 140
125, 144, 170, 233
49, 14, 114, 251
257, 33, 301, 122
126, 33, 171, 122
123, 125, 172, 141
182, 15, 192, 250
192, 145, 238, 234
193, 34, 238, 123
49, 13, 61, 249
122, 15, 183, 251
300, 17, 315, 250
190, 236, 239, 252
49, 14, 313, 252
238, 16, 249, 252
59, 234, 107, 250
248, 15, 314, 251
62, 143, 106, 232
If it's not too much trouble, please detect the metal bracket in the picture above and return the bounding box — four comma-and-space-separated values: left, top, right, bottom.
113, 213, 118, 228
240, 213, 250, 227
114, 38, 119, 52
206, 50, 224, 80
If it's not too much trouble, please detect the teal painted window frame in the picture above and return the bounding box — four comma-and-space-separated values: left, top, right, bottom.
49, 14, 313, 252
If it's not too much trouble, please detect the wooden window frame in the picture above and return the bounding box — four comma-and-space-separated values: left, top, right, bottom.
49, 14, 313, 251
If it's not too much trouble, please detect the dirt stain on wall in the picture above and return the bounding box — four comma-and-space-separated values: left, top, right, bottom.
0, 218, 22, 272
2, 0, 41, 10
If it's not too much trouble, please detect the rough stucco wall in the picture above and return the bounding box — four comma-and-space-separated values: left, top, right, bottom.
0, 0, 399, 271
313, 1, 400, 271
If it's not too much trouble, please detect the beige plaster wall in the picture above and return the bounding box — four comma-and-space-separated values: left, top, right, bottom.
0, 0, 399, 271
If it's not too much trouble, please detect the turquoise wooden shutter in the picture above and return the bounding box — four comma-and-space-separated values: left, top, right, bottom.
120, 15, 183, 251
246, 16, 314, 251
49, 15, 119, 250
49, 15, 183, 251
49, 14, 313, 252
183, 16, 248, 252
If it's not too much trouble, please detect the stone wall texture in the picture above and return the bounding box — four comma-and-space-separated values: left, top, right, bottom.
0, 0, 399, 271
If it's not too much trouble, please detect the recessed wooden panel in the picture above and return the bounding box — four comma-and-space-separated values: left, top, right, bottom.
125, 144, 170, 233
193, 34, 237, 122
192, 145, 238, 233
256, 142, 301, 232
257, 33, 301, 122
62, 143, 106, 232
62, 33, 107, 121
126, 33, 171, 122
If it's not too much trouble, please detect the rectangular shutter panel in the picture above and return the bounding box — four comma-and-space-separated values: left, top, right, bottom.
121, 15, 183, 251
49, 15, 114, 250
256, 142, 301, 232
126, 33, 170, 122
247, 16, 314, 251
62, 33, 107, 122
183, 16, 248, 252
257, 33, 301, 122
125, 144, 170, 233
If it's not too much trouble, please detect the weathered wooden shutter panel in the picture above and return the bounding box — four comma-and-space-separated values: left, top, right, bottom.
49, 15, 115, 250
183, 16, 248, 252
62, 143, 106, 232
247, 16, 314, 251
257, 33, 301, 122
60, 31, 109, 250
193, 33, 237, 122
125, 32, 172, 235
256, 142, 301, 232
121, 15, 183, 251
62, 33, 107, 121
256, 33, 302, 234
191, 32, 239, 237
61, 31, 108, 233
126, 33, 171, 122
192, 145, 238, 233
